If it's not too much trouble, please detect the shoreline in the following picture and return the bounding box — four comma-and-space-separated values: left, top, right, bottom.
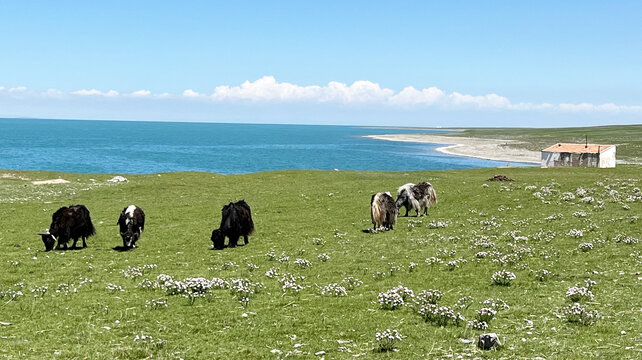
364, 134, 541, 165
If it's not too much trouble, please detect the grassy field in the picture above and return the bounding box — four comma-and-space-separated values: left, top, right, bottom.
0, 167, 641, 359
454, 124, 642, 164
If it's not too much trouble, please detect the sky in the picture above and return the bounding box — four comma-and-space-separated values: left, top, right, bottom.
0, 0, 641, 127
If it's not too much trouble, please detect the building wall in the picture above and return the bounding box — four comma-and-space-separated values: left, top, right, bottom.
598, 146, 616, 168
541, 151, 600, 168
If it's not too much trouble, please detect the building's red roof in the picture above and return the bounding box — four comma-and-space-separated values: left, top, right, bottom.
542, 143, 614, 154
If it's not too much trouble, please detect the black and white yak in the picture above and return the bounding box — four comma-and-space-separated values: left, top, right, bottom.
396, 182, 438, 217
211, 200, 255, 250
38, 205, 96, 251
117, 205, 146, 249
370, 192, 398, 231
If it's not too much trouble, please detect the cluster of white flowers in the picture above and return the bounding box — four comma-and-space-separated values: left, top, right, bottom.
375, 329, 403, 352
491, 270, 516, 286
614, 234, 639, 244
579, 242, 594, 252
408, 262, 417, 272
428, 220, 449, 229
534, 269, 551, 282
317, 253, 330, 262
580, 196, 595, 204
467, 320, 489, 330
105, 283, 125, 292
446, 258, 468, 271
415, 289, 443, 306
545, 213, 563, 221
0, 288, 23, 300
265, 250, 276, 260
481, 298, 510, 312
264, 266, 280, 279
388, 262, 402, 275
229, 278, 262, 306
294, 258, 311, 269
561, 303, 600, 326
246, 263, 259, 272
311, 237, 325, 246
425, 257, 443, 265
377, 286, 413, 310
145, 298, 168, 309
156, 274, 228, 303
220, 261, 238, 270
437, 248, 457, 257
524, 185, 537, 191
455, 296, 474, 310
30, 285, 48, 298
566, 286, 594, 302
573, 210, 587, 218
133, 333, 165, 348
473, 239, 496, 248
418, 304, 465, 326
55, 282, 78, 295
121, 264, 157, 279
277, 253, 290, 263
341, 276, 363, 290
477, 307, 497, 323
321, 283, 348, 297
575, 187, 588, 196
561, 192, 576, 201
568, 229, 584, 238
279, 273, 305, 295
480, 219, 502, 230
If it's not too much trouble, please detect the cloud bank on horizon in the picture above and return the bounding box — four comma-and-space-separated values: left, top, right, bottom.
2, 76, 640, 116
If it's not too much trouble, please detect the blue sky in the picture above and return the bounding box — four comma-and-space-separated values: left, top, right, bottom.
0, 1, 641, 126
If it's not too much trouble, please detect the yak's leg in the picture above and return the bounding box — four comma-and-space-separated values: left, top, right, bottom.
228, 237, 237, 248
243, 235, 249, 245
72, 238, 79, 248
82, 237, 87, 248
404, 207, 409, 217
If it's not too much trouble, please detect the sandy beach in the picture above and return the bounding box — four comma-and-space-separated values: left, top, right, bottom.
365, 134, 541, 164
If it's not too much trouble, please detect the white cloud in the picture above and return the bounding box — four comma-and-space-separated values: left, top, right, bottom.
129, 90, 151, 97
182, 89, 202, 97
8, 86, 27, 93
72, 89, 119, 97
2, 77, 641, 114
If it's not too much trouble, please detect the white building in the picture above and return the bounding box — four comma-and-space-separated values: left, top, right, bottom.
541, 143, 616, 168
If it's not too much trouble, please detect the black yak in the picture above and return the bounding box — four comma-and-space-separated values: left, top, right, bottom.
211, 200, 255, 250
371, 192, 398, 231
117, 205, 146, 249
39, 205, 96, 251
396, 182, 437, 217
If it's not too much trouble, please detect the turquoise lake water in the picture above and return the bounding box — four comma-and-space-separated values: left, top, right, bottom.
0, 118, 530, 174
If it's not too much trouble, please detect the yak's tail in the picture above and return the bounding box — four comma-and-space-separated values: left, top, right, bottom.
371, 193, 384, 226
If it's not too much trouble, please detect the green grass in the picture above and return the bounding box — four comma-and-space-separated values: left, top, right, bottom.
0, 167, 641, 359
453, 124, 642, 164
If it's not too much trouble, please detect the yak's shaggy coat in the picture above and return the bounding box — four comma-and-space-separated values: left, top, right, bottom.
211, 200, 255, 249
396, 182, 438, 216
40, 205, 96, 251
370, 192, 398, 230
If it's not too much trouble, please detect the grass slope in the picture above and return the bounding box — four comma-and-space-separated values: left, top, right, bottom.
456, 124, 642, 164
0, 167, 641, 359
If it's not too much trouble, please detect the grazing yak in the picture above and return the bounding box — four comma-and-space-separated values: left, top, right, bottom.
211, 200, 255, 250
370, 192, 398, 231
39, 205, 95, 251
396, 182, 438, 217
117, 205, 146, 249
